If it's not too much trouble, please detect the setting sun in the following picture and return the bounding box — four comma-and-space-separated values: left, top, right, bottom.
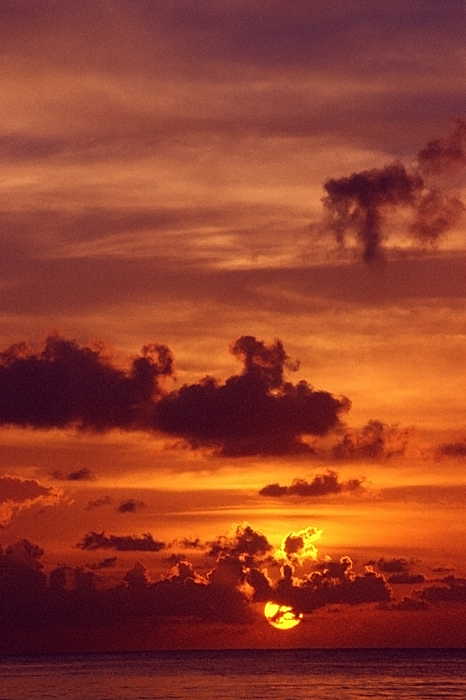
264, 602, 303, 630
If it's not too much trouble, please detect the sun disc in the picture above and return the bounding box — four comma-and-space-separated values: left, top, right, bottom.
264, 601, 303, 630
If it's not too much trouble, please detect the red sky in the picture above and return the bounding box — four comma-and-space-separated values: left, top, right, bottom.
1, 0, 466, 653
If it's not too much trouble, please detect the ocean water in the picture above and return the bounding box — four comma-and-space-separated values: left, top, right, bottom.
1, 648, 466, 700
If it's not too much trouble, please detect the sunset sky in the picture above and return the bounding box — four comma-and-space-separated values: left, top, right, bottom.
2, 0, 466, 652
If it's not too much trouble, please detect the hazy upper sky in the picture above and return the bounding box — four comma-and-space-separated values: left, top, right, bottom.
1, 0, 466, 652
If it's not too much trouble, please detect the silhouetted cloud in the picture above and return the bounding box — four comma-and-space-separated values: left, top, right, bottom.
367, 557, 426, 585
376, 557, 410, 574
174, 537, 205, 550
323, 162, 423, 263
85, 496, 112, 511
322, 122, 466, 262
386, 572, 425, 585
89, 556, 117, 570
271, 557, 392, 613
0, 475, 62, 526
51, 468, 94, 481
369, 557, 425, 585
156, 335, 350, 455
409, 188, 464, 243
436, 439, 466, 458
417, 119, 466, 175
0, 524, 460, 653
77, 532, 166, 552
116, 499, 146, 513
420, 575, 466, 603
208, 522, 273, 561
332, 420, 410, 460
259, 470, 364, 498
384, 596, 429, 611
0, 333, 349, 457
0, 333, 173, 431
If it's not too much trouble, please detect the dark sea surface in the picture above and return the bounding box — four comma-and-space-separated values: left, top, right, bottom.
1, 648, 466, 700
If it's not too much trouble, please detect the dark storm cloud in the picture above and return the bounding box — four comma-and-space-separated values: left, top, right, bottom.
322, 122, 466, 263
0, 538, 392, 648
0, 333, 349, 456
116, 499, 146, 513
259, 470, 364, 498
77, 532, 165, 552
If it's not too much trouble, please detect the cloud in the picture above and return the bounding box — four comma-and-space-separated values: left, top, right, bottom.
89, 556, 117, 570
156, 335, 350, 455
0, 474, 62, 526
116, 499, 147, 514
271, 557, 392, 613
417, 118, 466, 175
77, 532, 166, 552
173, 537, 205, 550
322, 121, 466, 263
124, 561, 152, 589
275, 526, 323, 565
0, 132, 66, 162
409, 188, 465, 243
435, 439, 466, 458
383, 596, 429, 611
85, 496, 112, 511
376, 557, 410, 574
323, 162, 423, 263
386, 572, 425, 585
259, 470, 364, 498
0, 333, 173, 431
208, 522, 273, 562
0, 333, 349, 456
420, 575, 466, 604
51, 468, 94, 481
332, 420, 410, 460
370, 557, 425, 585
0, 524, 458, 652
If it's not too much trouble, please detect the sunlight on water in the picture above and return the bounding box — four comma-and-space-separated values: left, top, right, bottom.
1, 649, 466, 700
